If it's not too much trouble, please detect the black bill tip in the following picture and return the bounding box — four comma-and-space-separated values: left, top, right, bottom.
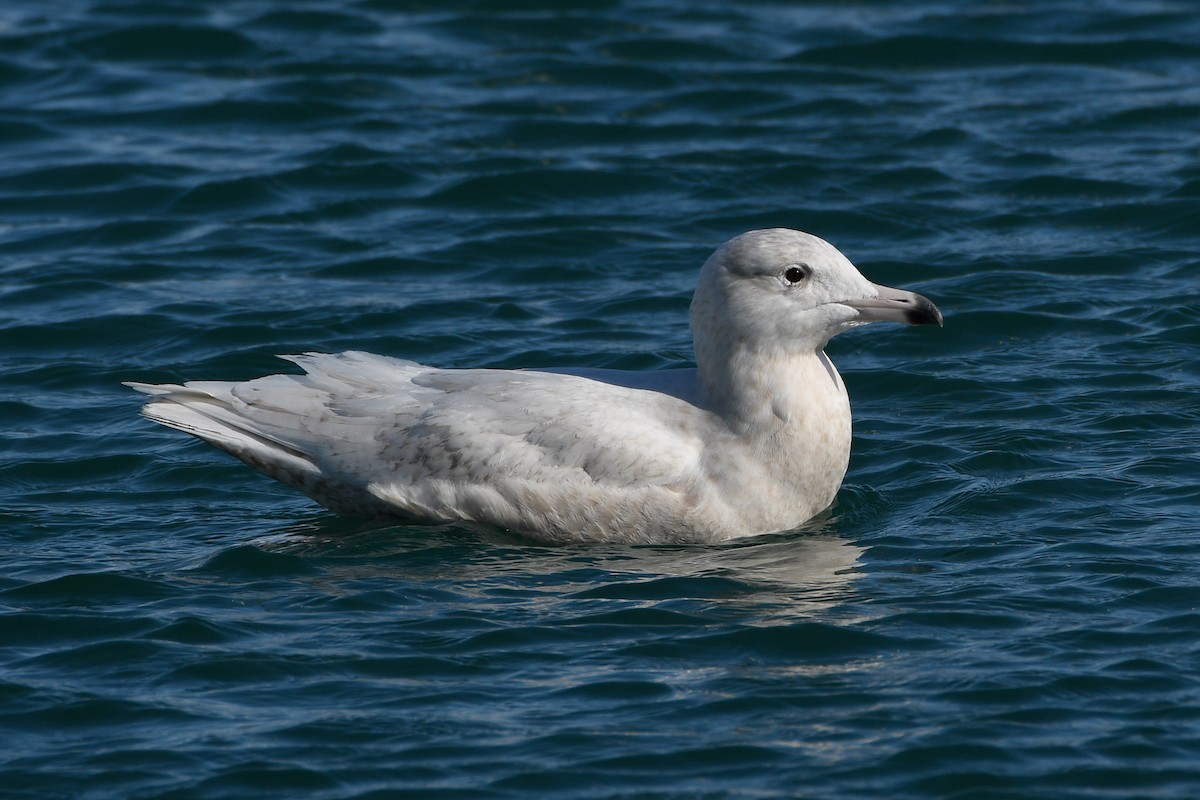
908, 293, 944, 327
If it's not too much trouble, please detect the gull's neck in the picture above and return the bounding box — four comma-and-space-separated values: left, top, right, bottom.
695, 340, 853, 528
698, 343, 845, 434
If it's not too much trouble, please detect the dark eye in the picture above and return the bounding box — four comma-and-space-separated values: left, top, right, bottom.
784, 265, 808, 284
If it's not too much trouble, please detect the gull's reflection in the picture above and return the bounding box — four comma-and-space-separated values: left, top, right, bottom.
250, 513, 865, 620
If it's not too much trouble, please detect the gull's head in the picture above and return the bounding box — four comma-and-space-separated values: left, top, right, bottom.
690, 228, 942, 357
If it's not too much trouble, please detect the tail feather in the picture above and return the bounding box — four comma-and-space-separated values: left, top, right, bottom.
126, 353, 419, 517
125, 380, 321, 480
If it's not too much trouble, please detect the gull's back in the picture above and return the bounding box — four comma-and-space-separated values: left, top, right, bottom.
130, 351, 730, 543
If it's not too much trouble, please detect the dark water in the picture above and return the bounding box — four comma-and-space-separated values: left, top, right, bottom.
3, 1, 1199, 797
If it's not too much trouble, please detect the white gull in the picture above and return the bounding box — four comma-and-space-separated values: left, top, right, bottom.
128, 229, 942, 544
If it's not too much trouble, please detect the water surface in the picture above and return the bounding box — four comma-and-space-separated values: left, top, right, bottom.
3, 2, 1199, 798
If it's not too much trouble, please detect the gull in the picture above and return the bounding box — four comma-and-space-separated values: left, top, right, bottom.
128, 229, 942, 544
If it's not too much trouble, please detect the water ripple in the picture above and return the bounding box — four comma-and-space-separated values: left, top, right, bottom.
3, 1, 1200, 797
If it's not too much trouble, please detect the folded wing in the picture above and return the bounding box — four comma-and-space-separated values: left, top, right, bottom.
129, 351, 715, 541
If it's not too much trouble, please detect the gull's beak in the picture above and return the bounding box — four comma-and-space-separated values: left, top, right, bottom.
844, 283, 943, 327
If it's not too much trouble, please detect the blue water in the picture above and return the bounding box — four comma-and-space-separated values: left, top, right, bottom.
3, 1, 1200, 797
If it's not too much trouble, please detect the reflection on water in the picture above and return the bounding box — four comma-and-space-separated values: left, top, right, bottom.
249, 515, 866, 621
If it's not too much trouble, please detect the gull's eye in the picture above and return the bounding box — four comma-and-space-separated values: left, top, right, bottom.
784, 265, 808, 284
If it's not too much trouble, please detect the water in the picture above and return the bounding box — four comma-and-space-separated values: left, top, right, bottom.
3, 1, 1199, 797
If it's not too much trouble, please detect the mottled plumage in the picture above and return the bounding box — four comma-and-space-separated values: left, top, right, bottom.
128, 229, 941, 543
